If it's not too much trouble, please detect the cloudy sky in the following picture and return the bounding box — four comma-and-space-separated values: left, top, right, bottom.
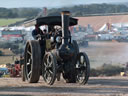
0, 0, 127, 8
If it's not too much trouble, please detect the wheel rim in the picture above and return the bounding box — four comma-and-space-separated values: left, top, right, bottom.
25, 43, 32, 80
42, 52, 56, 85
76, 53, 90, 84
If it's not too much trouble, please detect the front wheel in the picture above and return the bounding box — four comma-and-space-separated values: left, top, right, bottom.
76, 52, 90, 85
42, 52, 57, 85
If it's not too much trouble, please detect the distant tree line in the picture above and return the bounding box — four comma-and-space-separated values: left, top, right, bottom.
47, 3, 128, 16
0, 3, 128, 18
0, 8, 41, 18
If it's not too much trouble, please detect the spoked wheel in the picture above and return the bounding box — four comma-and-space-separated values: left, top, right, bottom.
76, 52, 90, 85
42, 52, 57, 85
24, 40, 41, 83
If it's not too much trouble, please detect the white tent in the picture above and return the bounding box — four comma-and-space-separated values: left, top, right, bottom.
99, 24, 107, 32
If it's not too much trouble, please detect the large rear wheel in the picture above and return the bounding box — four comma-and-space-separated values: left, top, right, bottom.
42, 52, 57, 85
24, 40, 41, 83
76, 52, 90, 85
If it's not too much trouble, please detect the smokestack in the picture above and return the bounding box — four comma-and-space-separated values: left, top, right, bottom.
61, 11, 70, 44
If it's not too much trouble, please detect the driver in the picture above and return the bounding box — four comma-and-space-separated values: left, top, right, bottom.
32, 24, 44, 39
32, 24, 46, 59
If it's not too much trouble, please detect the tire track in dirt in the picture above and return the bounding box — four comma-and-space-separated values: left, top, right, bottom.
0, 77, 128, 96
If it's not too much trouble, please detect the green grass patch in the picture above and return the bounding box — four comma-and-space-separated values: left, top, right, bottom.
0, 18, 25, 26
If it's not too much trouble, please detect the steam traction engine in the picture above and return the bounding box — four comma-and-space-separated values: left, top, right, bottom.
23, 11, 90, 85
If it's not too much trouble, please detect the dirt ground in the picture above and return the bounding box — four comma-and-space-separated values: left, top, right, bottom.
0, 76, 128, 96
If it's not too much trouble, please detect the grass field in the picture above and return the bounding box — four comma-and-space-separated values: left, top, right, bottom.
0, 48, 19, 65
0, 18, 25, 26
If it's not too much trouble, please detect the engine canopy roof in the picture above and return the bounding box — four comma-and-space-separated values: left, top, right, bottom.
36, 16, 78, 26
